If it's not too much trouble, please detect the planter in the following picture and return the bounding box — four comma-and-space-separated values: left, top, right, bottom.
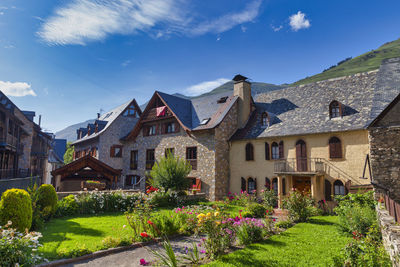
82, 181, 106, 191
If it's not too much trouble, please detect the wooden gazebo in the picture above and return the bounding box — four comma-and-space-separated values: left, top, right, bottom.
51, 155, 121, 191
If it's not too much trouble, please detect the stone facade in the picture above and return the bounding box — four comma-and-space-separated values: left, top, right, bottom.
369, 99, 400, 201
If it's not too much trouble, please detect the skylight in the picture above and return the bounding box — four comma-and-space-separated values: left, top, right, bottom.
200, 118, 210, 125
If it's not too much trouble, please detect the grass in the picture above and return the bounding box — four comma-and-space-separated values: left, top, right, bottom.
292, 37, 400, 86
206, 216, 351, 267
39, 202, 245, 260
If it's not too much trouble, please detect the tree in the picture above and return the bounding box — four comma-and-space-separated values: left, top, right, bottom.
150, 152, 191, 192
63, 142, 74, 164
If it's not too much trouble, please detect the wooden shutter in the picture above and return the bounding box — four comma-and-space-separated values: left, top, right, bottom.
110, 146, 114, 157
265, 142, 270, 160
143, 126, 148, 136
279, 141, 284, 159
175, 122, 180, 133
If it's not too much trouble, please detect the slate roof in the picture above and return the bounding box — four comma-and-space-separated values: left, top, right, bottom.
232, 57, 400, 140
52, 139, 66, 162
157, 90, 238, 131
72, 100, 139, 145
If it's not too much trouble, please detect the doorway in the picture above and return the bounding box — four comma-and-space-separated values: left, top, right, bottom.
293, 176, 311, 193
296, 140, 307, 171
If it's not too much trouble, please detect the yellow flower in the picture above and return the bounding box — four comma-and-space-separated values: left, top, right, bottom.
214, 212, 220, 217
206, 212, 212, 217
215, 221, 221, 225
197, 213, 205, 219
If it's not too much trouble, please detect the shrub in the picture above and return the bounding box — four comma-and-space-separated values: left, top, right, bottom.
275, 220, 293, 229
235, 218, 266, 246
0, 222, 44, 266
37, 184, 58, 218
57, 245, 92, 258
262, 189, 278, 208
0, 189, 32, 231
149, 191, 178, 208
334, 192, 378, 235
150, 152, 191, 192
247, 203, 267, 218
55, 195, 79, 217
282, 189, 315, 222
101, 236, 131, 249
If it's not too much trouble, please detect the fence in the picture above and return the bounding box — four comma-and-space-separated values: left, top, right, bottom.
0, 176, 41, 195
382, 191, 400, 223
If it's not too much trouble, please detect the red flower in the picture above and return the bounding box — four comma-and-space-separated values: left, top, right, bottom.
273, 218, 276, 222
140, 258, 148, 266
140, 232, 149, 238
147, 220, 154, 225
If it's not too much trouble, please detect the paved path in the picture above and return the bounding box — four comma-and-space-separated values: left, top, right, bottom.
61, 236, 202, 267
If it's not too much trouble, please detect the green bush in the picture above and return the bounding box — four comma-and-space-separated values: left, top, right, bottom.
55, 194, 79, 217
0, 189, 32, 231
262, 189, 278, 208
247, 203, 267, 218
282, 189, 315, 222
275, 220, 293, 229
37, 184, 58, 218
334, 191, 378, 235
149, 191, 178, 208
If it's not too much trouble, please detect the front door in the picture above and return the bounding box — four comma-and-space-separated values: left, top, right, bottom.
293, 176, 311, 194
296, 140, 307, 171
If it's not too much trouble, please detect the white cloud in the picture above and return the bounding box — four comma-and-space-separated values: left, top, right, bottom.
289, 11, 310, 31
121, 59, 131, 67
38, 0, 263, 45
271, 24, 283, 32
241, 25, 247, 33
0, 81, 37, 97
184, 78, 230, 96
189, 0, 261, 36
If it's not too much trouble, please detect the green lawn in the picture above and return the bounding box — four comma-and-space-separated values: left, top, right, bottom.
206, 216, 351, 267
39, 203, 245, 260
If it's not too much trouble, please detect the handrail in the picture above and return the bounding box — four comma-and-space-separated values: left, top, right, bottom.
319, 158, 362, 185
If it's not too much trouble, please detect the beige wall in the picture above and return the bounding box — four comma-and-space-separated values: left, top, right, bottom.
229, 129, 371, 197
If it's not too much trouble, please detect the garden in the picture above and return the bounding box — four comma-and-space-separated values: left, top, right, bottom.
0, 153, 393, 266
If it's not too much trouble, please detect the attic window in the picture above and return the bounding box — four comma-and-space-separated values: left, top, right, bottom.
200, 118, 210, 125
261, 112, 269, 127
329, 101, 342, 118
217, 96, 228, 104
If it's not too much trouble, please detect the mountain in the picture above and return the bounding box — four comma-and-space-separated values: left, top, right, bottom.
292, 37, 400, 86
55, 119, 95, 142
193, 81, 285, 98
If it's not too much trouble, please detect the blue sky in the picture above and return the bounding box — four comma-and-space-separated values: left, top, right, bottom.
0, 0, 399, 133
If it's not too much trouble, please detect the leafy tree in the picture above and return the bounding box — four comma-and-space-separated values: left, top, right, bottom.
63, 142, 74, 164
150, 152, 191, 192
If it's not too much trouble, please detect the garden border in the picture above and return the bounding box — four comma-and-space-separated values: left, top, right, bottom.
37, 235, 181, 267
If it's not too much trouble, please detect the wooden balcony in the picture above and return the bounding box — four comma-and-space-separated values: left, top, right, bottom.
0, 168, 42, 179
142, 107, 173, 122
274, 158, 325, 175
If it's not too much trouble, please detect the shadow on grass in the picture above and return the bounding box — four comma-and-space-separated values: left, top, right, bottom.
308, 217, 337, 226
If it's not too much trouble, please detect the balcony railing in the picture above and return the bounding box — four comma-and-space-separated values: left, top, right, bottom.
274, 158, 325, 174
0, 168, 43, 179
0, 135, 19, 148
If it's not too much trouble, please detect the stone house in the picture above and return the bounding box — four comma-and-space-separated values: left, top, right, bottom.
368, 58, 400, 202
65, 99, 141, 190
229, 58, 400, 206
121, 75, 252, 200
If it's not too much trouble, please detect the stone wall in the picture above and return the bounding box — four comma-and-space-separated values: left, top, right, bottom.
369, 126, 400, 201
377, 205, 400, 266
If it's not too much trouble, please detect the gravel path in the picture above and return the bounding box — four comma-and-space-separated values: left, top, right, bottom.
60, 236, 202, 267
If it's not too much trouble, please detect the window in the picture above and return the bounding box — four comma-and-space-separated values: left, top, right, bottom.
329, 101, 342, 118
200, 118, 210, 125
130, 150, 138, 170
271, 142, 279, 159
248, 178, 256, 194
329, 137, 342, 159
165, 148, 174, 157
241, 177, 246, 192
334, 180, 345, 196
261, 112, 269, 126
110, 145, 122, 157
125, 175, 140, 186
279, 141, 284, 159
245, 143, 254, 161
166, 122, 176, 133
325, 179, 332, 201
146, 149, 155, 170
124, 103, 138, 117
272, 178, 278, 195
265, 142, 270, 160
265, 177, 270, 189
186, 147, 197, 170
217, 96, 228, 103
148, 125, 156, 136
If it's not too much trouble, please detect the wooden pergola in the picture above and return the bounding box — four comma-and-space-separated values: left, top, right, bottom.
51, 155, 121, 191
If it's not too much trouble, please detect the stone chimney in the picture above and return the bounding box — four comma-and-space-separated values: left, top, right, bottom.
233, 74, 251, 128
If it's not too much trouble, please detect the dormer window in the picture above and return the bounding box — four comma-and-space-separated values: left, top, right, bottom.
329, 101, 342, 118
261, 112, 269, 127
124, 103, 138, 117
217, 96, 228, 104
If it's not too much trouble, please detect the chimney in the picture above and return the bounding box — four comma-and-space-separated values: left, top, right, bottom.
233, 74, 251, 128
97, 113, 100, 119
38, 115, 42, 127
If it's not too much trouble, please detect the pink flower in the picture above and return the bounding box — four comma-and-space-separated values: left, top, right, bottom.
200, 250, 206, 254
140, 259, 148, 266
273, 218, 276, 222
